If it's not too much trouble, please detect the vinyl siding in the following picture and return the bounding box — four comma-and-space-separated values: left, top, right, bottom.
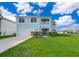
0, 18, 1, 32
16, 16, 55, 36
16, 16, 40, 36
1, 18, 16, 36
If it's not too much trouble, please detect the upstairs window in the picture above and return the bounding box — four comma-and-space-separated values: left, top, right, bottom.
19, 17, 25, 23
0, 18, 2, 20
0, 32, 1, 35
41, 19, 49, 22
31, 17, 37, 22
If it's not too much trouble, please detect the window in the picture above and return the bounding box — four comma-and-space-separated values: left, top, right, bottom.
41, 19, 49, 22
19, 17, 25, 23
0, 14, 1, 16
42, 28, 49, 35
0, 32, 1, 35
31, 17, 37, 22
19, 18, 21, 22
0, 18, 2, 20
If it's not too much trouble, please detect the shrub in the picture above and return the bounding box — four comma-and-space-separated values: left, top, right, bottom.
31, 31, 41, 37
48, 32, 57, 36
48, 32, 53, 36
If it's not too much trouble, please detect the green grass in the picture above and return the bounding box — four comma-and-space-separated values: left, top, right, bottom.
0, 35, 16, 40
0, 34, 79, 57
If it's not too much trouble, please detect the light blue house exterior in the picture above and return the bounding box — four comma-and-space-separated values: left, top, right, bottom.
16, 16, 55, 36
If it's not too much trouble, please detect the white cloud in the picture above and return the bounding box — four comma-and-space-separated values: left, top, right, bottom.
33, 10, 37, 14
77, 10, 79, 16
56, 15, 75, 26
13, 2, 33, 14
74, 24, 79, 31
31, 2, 48, 7
55, 15, 79, 32
33, 9, 43, 15
59, 27, 70, 31
59, 24, 79, 32
13, 2, 48, 15
37, 2, 48, 7
0, 6, 16, 22
51, 2, 79, 14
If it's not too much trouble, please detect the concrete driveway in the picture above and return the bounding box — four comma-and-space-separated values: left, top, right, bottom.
0, 35, 32, 53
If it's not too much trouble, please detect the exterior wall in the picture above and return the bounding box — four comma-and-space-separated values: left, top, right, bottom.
40, 17, 52, 32
0, 17, 1, 33
1, 18, 16, 36
16, 16, 41, 36
51, 20, 56, 32
16, 16, 55, 36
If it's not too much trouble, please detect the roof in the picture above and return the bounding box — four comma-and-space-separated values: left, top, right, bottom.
1, 16, 16, 23
0, 9, 16, 22
16, 16, 52, 18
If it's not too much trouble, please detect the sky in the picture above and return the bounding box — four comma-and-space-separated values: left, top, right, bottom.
0, 2, 79, 31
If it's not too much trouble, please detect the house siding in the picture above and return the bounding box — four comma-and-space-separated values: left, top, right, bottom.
16, 16, 55, 36
0, 17, 1, 35
1, 18, 16, 36
17, 16, 40, 36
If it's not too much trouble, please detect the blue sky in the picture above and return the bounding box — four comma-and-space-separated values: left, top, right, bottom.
0, 2, 79, 31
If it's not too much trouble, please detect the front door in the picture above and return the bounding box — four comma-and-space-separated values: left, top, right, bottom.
41, 28, 49, 35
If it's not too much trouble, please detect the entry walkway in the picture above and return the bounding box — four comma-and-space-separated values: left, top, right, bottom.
0, 35, 32, 53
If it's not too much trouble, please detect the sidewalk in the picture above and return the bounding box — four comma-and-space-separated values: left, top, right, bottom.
0, 35, 32, 53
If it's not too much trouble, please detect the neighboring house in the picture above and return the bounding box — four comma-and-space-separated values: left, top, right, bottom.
16, 16, 55, 36
0, 15, 16, 36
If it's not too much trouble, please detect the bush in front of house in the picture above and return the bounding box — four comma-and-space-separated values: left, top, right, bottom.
31, 31, 42, 37
48, 32, 53, 36
31, 31, 57, 37
48, 31, 57, 36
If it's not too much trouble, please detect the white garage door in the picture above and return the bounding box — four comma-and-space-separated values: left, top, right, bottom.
18, 29, 31, 36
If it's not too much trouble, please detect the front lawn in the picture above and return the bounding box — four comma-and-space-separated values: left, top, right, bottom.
0, 35, 16, 40
0, 34, 79, 57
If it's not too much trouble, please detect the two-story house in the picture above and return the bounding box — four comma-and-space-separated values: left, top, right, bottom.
16, 16, 55, 36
